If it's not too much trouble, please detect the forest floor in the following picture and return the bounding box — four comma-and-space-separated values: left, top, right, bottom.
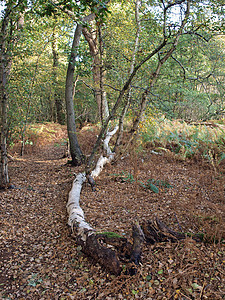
0, 123, 225, 300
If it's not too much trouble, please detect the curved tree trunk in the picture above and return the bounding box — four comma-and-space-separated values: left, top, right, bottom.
65, 12, 96, 165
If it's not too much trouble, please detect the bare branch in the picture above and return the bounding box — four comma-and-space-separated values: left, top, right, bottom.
171, 55, 186, 80
78, 79, 95, 92
103, 84, 121, 92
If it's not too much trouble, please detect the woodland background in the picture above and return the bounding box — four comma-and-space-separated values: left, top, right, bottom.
0, 0, 225, 299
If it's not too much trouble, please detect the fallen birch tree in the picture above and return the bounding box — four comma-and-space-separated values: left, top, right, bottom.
66, 125, 133, 275
64, 0, 209, 275
66, 124, 204, 276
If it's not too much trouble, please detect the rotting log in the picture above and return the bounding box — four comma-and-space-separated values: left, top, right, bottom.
77, 230, 122, 276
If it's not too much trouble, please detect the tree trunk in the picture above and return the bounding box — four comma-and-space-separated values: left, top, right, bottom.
66, 0, 192, 275
115, 0, 141, 150
65, 24, 84, 165
82, 24, 109, 122
52, 23, 64, 125
0, 8, 10, 189
0, 93, 9, 189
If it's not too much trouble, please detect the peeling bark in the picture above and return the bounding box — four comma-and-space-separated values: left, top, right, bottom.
67, 126, 123, 274
90, 125, 118, 178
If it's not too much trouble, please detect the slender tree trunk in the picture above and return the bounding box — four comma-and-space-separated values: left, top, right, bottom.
82, 24, 109, 122
0, 9, 10, 189
0, 87, 9, 189
65, 24, 84, 165
115, 0, 141, 149
99, 25, 109, 122
52, 23, 64, 125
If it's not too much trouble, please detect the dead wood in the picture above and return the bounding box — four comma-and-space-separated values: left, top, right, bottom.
77, 232, 122, 276
128, 223, 145, 275
142, 218, 204, 244
87, 174, 96, 191
71, 216, 204, 276
7, 153, 15, 161
96, 233, 133, 259
189, 121, 221, 128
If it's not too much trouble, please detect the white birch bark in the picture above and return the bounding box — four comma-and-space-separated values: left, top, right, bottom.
67, 126, 118, 234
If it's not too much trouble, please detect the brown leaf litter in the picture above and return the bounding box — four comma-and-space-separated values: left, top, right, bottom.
0, 123, 224, 299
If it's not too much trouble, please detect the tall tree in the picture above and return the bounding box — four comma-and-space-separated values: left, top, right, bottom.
0, 0, 25, 188
65, 22, 85, 165
82, 22, 109, 122
52, 18, 65, 125
61, 0, 110, 165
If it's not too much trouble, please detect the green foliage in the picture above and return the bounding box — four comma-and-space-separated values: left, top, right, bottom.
3, 0, 225, 153
151, 34, 225, 121
54, 140, 68, 148
27, 273, 43, 287
218, 152, 225, 165
112, 171, 135, 183
139, 181, 159, 193
138, 114, 225, 161
139, 178, 173, 193
112, 171, 173, 194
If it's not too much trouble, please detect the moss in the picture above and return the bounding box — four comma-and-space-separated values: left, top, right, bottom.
97, 231, 123, 239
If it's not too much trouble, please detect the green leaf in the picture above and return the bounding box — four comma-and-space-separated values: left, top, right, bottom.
218, 152, 225, 165
192, 283, 202, 290
149, 183, 159, 193
146, 275, 152, 281
158, 269, 163, 274
187, 288, 193, 294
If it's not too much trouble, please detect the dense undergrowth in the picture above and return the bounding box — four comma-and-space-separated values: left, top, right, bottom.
9, 117, 225, 173
138, 114, 225, 170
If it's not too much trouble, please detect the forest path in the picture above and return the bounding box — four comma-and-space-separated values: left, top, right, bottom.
0, 142, 78, 299
0, 125, 225, 299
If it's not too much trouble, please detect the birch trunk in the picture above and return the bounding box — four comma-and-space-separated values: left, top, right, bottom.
66, 0, 191, 275
67, 126, 123, 275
